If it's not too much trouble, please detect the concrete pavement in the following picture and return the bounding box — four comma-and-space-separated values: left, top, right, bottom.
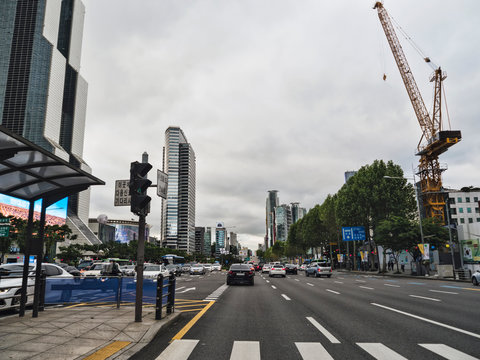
0, 305, 179, 360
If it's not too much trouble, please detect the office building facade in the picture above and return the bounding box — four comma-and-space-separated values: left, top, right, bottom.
265, 190, 279, 248
161, 127, 196, 253
0, 0, 99, 244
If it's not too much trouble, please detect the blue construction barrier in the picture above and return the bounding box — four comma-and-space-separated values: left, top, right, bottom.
44, 277, 170, 305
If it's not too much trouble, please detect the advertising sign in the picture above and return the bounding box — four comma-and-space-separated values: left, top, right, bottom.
337, 254, 344, 263
342, 226, 366, 241
0, 194, 67, 226
461, 239, 480, 263
114, 180, 131, 206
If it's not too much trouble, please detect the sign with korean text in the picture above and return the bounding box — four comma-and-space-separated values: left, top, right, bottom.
342, 226, 366, 241
114, 180, 131, 206
0, 217, 10, 237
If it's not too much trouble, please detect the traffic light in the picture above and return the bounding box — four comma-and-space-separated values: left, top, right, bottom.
129, 161, 152, 216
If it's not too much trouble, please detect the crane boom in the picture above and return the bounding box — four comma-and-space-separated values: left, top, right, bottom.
374, 1, 461, 223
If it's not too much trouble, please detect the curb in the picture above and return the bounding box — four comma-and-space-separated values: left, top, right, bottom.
338, 269, 470, 283
109, 311, 182, 360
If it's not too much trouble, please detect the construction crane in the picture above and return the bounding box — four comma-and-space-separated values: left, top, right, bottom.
374, 1, 461, 223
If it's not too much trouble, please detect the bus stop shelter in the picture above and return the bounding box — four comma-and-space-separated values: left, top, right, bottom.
0, 125, 105, 317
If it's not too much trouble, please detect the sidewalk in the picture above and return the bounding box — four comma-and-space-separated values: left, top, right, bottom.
0, 305, 180, 360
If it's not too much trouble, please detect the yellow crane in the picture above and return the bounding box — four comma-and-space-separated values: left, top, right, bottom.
374, 1, 461, 223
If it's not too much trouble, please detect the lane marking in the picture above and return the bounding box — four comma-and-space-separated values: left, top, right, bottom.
271, 285, 277, 289
359, 286, 374, 290
175, 286, 186, 291
171, 301, 215, 341
83, 341, 131, 360
156, 339, 199, 360
371, 303, 480, 339
266, 280, 270, 283
203, 284, 228, 301
281, 294, 291, 301
408, 282, 425, 285
326, 289, 340, 295
295, 342, 334, 360
295, 279, 300, 282
178, 308, 209, 313
429, 290, 458, 295
357, 343, 407, 360
440, 285, 464, 289
419, 343, 478, 360
334, 281, 343, 284
384, 284, 400, 288
307, 283, 314, 287
306, 317, 340, 343
355, 280, 366, 283
230, 341, 260, 360
409, 295, 441, 302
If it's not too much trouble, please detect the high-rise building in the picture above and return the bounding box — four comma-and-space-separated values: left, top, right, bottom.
194, 227, 205, 254
161, 126, 196, 253
0, 0, 99, 244
204, 227, 212, 255
275, 204, 292, 242
266, 190, 279, 248
215, 223, 226, 255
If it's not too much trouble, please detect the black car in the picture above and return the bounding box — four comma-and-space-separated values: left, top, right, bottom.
285, 264, 298, 275
226, 264, 254, 285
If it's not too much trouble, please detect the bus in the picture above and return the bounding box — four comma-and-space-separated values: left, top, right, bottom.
161, 254, 185, 265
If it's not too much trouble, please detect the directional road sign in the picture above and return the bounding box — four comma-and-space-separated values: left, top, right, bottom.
342, 226, 366, 241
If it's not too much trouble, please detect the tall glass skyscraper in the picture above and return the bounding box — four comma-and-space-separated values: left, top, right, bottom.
161, 127, 196, 253
0, 0, 99, 244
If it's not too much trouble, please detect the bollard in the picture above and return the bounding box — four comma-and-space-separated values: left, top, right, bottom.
155, 274, 164, 320
116, 276, 122, 309
39, 272, 46, 312
167, 273, 176, 314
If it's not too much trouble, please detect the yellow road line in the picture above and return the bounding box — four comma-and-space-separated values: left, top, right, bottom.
82, 341, 130, 360
179, 308, 207, 313
464, 287, 480, 291
175, 299, 205, 303
175, 303, 209, 308
171, 301, 215, 341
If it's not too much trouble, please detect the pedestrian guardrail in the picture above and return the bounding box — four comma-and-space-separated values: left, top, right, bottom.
454, 269, 471, 280
155, 273, 176, 320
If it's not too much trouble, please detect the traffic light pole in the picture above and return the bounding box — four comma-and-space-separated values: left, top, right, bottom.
135, 212, 146, 322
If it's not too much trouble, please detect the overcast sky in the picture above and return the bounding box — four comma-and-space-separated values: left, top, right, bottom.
81, 0, 480, 250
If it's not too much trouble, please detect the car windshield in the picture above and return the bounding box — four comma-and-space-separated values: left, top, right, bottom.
144, 265, 161, 271
91, 264, 105, 270
230, 264, 249, 270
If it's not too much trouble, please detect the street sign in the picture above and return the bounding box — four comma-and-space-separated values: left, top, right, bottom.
0, 218, 10, 237
157, 170, 168, 199
342, 226, 366, 241
114, 179, 131, 206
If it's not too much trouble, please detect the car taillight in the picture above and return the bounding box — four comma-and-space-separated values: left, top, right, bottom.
228, 271, 233, 275
330, 269, 332, 272
318, 268, 322, 272
248, 271, 253, 275
282, 268, 286, 271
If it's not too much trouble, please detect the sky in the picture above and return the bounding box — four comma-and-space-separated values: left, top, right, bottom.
81, 0, 480, 251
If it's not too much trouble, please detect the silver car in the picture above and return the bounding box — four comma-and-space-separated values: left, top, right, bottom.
190, 264, 205, 275
472, 270, 480, 286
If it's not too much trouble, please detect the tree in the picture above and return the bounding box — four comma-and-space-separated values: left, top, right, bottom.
57, 244, 84, 265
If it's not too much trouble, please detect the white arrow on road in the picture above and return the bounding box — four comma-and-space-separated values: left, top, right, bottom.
176, 287, 196, 294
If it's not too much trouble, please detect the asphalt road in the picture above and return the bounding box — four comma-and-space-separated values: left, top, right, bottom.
136, 270, 480, 360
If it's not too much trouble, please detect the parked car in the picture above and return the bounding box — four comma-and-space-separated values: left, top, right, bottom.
0, 263, 72, 311
190, 264, 205, 275
262, 264, 272, 274
211, 263, 222, 271
269, 264, 286, 278
305, 262, 332, 278
166, 264, 182, 277
82, 262, 107, 277
285, 264, 298, 275
226, 264, 254, 285
472, 270, 480, 286
141, 264, 169, 280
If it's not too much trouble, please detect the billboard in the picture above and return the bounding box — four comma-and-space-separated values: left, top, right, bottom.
114, 224, 149, 244
0, 194, 67, 226
461, 238, 480, 263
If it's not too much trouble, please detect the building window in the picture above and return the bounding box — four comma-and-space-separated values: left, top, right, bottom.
467, 208, 472, 213
450, 208, 457, 215
449, 197, 455, 204
476, 208, 479, 214
466, 197, 470, 203
474, 197, 478, 202
468, 218, 473, 224
457, 197, 462, 203
459, 208, 464, 214
460, 218, 465, 224
477, 218, 480, 222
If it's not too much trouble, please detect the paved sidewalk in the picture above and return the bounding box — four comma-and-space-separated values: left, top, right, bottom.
0, 305, 180, 360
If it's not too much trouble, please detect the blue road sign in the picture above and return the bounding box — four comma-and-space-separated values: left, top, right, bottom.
342, 226, 366, 241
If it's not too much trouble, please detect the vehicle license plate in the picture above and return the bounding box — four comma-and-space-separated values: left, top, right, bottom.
236, 272, 244, 276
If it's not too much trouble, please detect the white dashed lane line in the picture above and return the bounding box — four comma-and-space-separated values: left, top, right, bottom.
429, 289, 458, 295
326, 289, 340, 295
359, 286, 374, 290
409, 295, 441, 302
307, 283, 314, 287
384, 284, 400, 288
271, 285, 277, 290
281, 294, 291, 301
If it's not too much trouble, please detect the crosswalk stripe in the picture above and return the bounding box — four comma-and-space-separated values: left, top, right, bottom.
155, 339, 199, 360
419, 344, 478, 360
357, 343, 407, 360
230, 341, 260, 360
306, 317, 340, 344
295, 342, 334, 360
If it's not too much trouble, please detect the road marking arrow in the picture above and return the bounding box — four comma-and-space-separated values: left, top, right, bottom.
176, 287, 196, 294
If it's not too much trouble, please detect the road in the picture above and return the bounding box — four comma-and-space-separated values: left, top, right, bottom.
133, 270, 480, 359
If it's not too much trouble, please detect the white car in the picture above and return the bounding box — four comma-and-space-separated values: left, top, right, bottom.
190, 264, 205, 275
82, 262, 107, 277
203, 264, 212, 272
262, 264, 272, 274
472, 270, 480, 286
211, 263, 222, 271
141, 264, 169, 280
0, 263, 72, 311
269, 264, 286, 278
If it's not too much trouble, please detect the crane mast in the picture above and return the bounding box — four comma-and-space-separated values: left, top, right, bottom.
374, 2, 461, 223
